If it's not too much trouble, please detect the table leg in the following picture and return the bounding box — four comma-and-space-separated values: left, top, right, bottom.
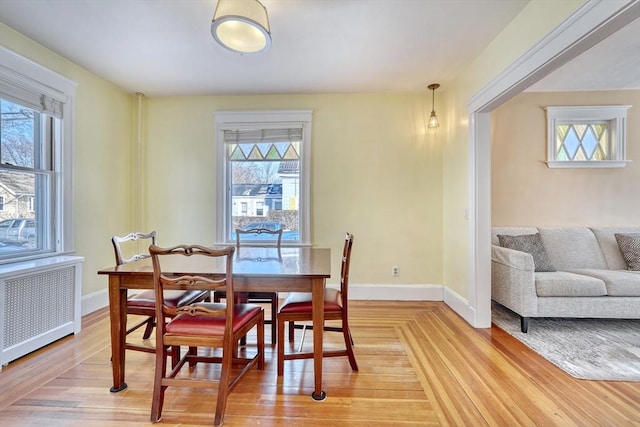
108, 275, 128, 392
311, 277, 326, 401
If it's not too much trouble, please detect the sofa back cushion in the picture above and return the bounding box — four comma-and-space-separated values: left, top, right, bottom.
537, 227, 607, 270
590, 227, 640, 270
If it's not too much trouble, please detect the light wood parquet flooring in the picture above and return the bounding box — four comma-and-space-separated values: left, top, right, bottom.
0, 301, 638, 426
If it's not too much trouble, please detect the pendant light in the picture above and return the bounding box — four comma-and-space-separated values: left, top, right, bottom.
427, 83, 440, 129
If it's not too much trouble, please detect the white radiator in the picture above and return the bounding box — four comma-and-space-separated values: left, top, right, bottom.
0, 256, 83, 369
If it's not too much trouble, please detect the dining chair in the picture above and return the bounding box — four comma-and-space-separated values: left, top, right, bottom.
276, 232, 358, 376
214, 227, 283, 344
149, 244, 264, 427
111, 231, 209, 355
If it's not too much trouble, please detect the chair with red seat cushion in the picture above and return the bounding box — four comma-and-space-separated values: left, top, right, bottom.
149, 244, 264, 427
276, 232, 358, 376
111, 231, 209, 354
213, 227, 283, 344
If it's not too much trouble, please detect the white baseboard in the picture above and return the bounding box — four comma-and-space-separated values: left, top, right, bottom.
443, 287, 476, 326
82, 288, 147, 316
349, 284, 443, 301
82, 288, 109, 316
81, 284, 481, 329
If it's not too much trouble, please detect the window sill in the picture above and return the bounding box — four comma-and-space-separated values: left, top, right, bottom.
0, 254, 84, 276
545, 160, 630, 169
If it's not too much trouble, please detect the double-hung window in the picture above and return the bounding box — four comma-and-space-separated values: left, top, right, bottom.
0, 46, 76, 262
215, 110, 312, 245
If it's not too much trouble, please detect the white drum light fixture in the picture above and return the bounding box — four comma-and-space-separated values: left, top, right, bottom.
211, 0, 271, 54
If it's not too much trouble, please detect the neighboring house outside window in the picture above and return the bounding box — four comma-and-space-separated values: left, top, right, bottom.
0, 46, 76, 262
545, 105, 631, 168
215, 110, 312, 245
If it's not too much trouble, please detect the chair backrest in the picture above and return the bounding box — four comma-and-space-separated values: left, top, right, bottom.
235, 227, 283, 249
111, 231, 157, 266
149, 244, 236, 336
340, 233, 354, 308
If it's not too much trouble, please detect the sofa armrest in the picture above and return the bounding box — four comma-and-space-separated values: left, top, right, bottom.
491, 245, 538, 317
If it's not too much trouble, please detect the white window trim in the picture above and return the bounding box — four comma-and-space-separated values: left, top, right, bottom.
545, 105, 631, 168
214, 110, 312, 246
0, 46, 77, 260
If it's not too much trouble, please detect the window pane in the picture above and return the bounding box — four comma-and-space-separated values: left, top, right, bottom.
0, 169, 52, 257
0, 98, 38, 168
0, 97, 55, 260
230, 160, 299, 242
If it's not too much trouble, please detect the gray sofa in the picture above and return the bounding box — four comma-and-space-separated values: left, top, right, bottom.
491, 226, 640, 332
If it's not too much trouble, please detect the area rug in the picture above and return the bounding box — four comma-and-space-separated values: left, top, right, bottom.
491, 303, 640, 381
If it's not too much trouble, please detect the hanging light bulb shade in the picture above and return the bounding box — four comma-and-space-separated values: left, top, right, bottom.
211, 0, 271, 54
427, 83, 440, 129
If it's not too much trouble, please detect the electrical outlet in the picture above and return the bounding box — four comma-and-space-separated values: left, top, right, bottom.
391, 266, 399, 277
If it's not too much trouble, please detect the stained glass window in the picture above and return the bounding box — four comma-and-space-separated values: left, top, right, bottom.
555, 122, 607, 161
545, 106, 630, 168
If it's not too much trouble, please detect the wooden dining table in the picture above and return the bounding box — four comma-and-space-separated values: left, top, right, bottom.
97, 246, 331, 401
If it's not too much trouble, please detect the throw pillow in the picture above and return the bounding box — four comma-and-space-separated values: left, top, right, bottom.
614, 233, 640, 271
497, 233, 556, 272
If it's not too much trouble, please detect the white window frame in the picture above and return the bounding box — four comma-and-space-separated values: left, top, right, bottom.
545, 105, 631, 168
0, 46, 76, 262
214, 110, 312, 246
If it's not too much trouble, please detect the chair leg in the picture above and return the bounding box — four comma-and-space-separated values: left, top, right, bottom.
270, 297, 277, 344
214, 342, 234, 426
277, 315, 286, 376
288, 321, 295, 342
150, 346, 168, 422
142, 316, 155, 339
343, 325, 359, 372
238, 293, 248, 346
188, 346, 197, 368
170, 345, 180, 369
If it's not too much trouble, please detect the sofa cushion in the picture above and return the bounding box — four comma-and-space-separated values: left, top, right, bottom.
566, 269, 640, 296
535, 271, 607, 297
497, 233, 555, 272
591, 227, 640, 270
537, 227, 607, 270
615, 233, 640, 271
491, 227, 539, 246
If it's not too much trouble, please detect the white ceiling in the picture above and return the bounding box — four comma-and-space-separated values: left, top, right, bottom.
0, 0, 638, 96
526, 16, 640, 92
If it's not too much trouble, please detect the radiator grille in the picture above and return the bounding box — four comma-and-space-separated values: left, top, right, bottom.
3, 266, 75, 349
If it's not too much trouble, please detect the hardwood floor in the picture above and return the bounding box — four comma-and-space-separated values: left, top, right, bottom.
0, 301, 638, 426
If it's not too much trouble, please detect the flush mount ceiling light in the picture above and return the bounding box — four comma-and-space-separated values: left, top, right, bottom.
211, 0, 271, 55
427, 83, 440, 129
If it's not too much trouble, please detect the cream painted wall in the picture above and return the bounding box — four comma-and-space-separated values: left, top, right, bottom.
0, 0, 591, 304
492, 90, 640, 226
144, 94, 443, 287
442, 0, 585, 299
0, 23, 135, 295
